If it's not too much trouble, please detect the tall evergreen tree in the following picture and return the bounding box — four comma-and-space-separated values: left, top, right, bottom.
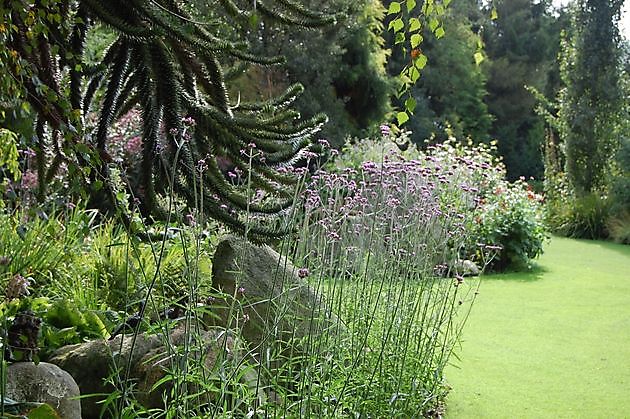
1, 0, 337, 241
483, 0, 563, 180
559, 0, 623, 195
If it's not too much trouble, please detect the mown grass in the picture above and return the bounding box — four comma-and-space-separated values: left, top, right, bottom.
445, 237, 630, 418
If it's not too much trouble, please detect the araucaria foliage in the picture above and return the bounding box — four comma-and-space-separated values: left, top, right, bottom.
1, 0, 336, 241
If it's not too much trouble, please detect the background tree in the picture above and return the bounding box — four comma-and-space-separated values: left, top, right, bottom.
609, 43, 630, 218
483, 0, 564, 180
1, 0, 338, 241
220, 0, 393, 148
559, 0, 623, 195
384, 0, 492, 145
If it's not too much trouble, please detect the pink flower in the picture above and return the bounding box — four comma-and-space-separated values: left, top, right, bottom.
6, 274, 33, 300
182, 116, 196, 127
317, 138, 330, 148
20, 170, 38, 190
124, 136, 143, 155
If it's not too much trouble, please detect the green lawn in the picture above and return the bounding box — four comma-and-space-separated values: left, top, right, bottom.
445, 237, 630, 418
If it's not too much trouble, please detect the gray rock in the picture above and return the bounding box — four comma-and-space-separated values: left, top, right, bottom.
49, 333, 163, 418
5, 361, 81, 419
210, 236, 344, 363
48, 327, 260, 418
452, 259, 480, 276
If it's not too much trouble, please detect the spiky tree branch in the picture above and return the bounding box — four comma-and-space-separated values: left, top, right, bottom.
2, 0, 338, 241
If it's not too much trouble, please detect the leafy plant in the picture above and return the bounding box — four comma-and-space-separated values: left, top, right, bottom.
282, 138, 486, 416
471, 179, 547, 271
0, 129, 20, 182
546, 191, 611, 240
0, 207, 94, 290
607, 211, 630, 244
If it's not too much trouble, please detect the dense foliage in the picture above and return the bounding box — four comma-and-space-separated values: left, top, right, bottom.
560, 0, 623, 196
217, 0, 393, 147
0, 0, 338, 241
330, 131, 547, 271
537, 0, 628, 240
483, 0, 564, 180
0, 1, 628, 417
386, 0, 492, 145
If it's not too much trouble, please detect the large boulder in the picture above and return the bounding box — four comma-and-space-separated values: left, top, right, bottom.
5, 361, 81, 419
48, 326, 258, 418
48, 333, 162, 418
452, 259, 480, 276
210, 236, 344, 362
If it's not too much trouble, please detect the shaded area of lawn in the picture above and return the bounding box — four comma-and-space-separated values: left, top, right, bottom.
446, 237, 630, 418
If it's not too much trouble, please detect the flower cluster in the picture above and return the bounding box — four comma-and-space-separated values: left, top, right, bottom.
299, 144, 485, 277
20, 170, 38, 191
107, 108, 143, 163
307, 132, 547, 273
124, 136, 143, 156
5, 274, 34, 300
468, 176, 547, 270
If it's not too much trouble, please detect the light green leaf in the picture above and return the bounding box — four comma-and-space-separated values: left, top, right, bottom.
409, 17, 421, 32
0, 129, 20, 181
474, 52, 484, 65
395, 32, 406, 44
27, 403, 61, 418
435, 27, 445, 39
406, 0, 416, 12
414, 53, 428, 69
389, 18, 404, 33
408, 66, 421, 82
410, 33, 423, 48
396, 82, 410, 97
396, 111, 410, 125
388, 2, 401, 14
428, 18, 439, 32
404, 97, 417, 113
491, 7, 498, 20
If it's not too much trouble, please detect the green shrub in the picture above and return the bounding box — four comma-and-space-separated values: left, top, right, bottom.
544, 136, 628, 241
610, 136, 630, 216
607, 211, 630, 244
546, 191, 611, 240
471, 179, 547, 271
